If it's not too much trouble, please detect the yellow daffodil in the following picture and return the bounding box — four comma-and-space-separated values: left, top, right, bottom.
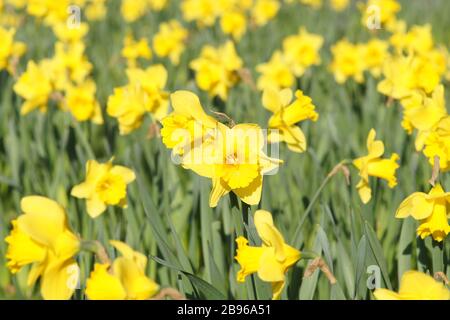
256, 51, 295, 91
361, 39, 389, 78
330, 0, 349, 11
153, 20, 188, 65
160, 90, 218, 157
5, 196, 80, 300
282, 27, 323, 77
251, 0, 280, 26
71, 159, 136, 218
121, 34, 152, 68
65, 80, 103, 124
360, 0, 401, 28
52, 22, 89, 43
125, 65, 170, 120
181, 0, 220, 27
374, 271, 449, 300
353, 129, 400, 204
13, 60, 53, 115
190, 41, 243, 100
329, 39, 365, 84
85, 0, 107, 21
378, 54, 441, 100
220, 10, 247, 41
0, 26, 26, 74
423, 116, 450, 171
400, 85, 447, 151
396, 184, 450, 242
235, 210, 301, 300
262, 87, 319, 153
85, 241, 159, 300
121, 0, 148, 22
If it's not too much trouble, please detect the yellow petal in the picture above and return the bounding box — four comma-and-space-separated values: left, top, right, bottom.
85, 263, 127, 300
18, 196, 66, 246
233, 174, 263, 206
170, 90, 217, 128
257, 248, 285, 282
235, 236, 265, 282
40, 258, 79, 300
86, 194, 107, 218
398, 271, 450, 300
109, 240, 147, 272
254, 210, 286, 260
209, 178, 231, 208
71, 182, 93, 199
373, 288, 401, 300
110, 165, 136, 184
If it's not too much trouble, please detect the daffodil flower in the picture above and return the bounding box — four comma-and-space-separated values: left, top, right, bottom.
262, 87, 319, 153
85, 241, 159, 300
235, 210, 301, 299
5, 196, 80, 300
153, 20, 188, 65
353, 129, 400, 204
256, 51, 294, 91
71, 159, 136, 218
374, 270, 449, 300
396, 183, 450, 242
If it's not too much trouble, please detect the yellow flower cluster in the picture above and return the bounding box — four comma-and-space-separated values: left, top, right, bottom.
257, 27, 323, 90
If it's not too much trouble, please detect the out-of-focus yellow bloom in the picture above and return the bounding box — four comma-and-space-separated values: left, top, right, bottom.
299, 0, 322, 9
190, 41, 243, 100
71, 159, 136, 218
282, 27, 323, 77
160, 90, 218, 156
251, 0, 280, 26
148, 0, 168, 10
52, 41, 93, 90
390, 24, 434, 55
353, 129, 399, 204
396, 184, 450, 242
400, 85, 447, 151
423, 116, 450, 171
220, 10, 247, 41
107, 64, 169, 135
330, 0, 349, 11
181, 0, 220, 27
52, 22, 89, 43
13, 60, 53, 115
378, 54, 441, 100
361, 39, 389, 78
5, 196, 80, 300
263, 88, 318, 153
329, 39, 365, 84
153, 20, 188, 65
121, 34, 152, 68
65, 80, 103, 124
85, 241, 159, 300
121, 0, 147, 22
374, 271, 449, 300
360, 0, 400, 28
85, 0, 107, 21
126, 65, 170, 120
257, 51, 294, 91
0, 27, 26, 74
235, 210, 301, 300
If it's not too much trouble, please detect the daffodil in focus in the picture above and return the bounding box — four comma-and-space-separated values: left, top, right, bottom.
85, 241, 159, 300
153, 20, 188, 65
374, 270, 449, 300
5, 196, 80, 300
353, 129, 399, 204
190, 41, 243, 100
263, 87, 319, 152
396, 183, 450, 242
13, 60, 53, 115
256, 51, 294, 91
329, 39, 365, 84
65, 80, 103, 124
235, 210, 301, 299
282, 28, 323, 77
121, 34, 152, 68
160, 90, 218, 156
71, 159, 136, 218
